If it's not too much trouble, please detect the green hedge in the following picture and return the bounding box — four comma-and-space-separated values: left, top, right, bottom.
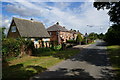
66, 40, 76, 44
2, 38, 34, 58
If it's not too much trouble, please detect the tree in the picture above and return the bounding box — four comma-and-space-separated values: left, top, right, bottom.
88, 32, 98, 41
94, 1, 120, 45
104, 24, 120, 45
0, 27, 6, 39
94, 1, 120, 24
76, 34, 83, 45
98, 33, 105, 40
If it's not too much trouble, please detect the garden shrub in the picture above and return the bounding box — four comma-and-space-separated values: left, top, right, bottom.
34, 48, 51, 53
66, 40, 76, 44
76, 34, 83, 44
2, 38, 21, 57
2, 38, 34, 58
33, 47, 52, 56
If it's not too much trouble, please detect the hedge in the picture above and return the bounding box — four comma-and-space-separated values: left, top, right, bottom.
2, 38, 34, 58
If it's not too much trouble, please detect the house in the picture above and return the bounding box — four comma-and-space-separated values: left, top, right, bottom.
69, 29, 84, 40
7, 17, 50, 48
47, 22, 69, 44
47, 22, 82, 44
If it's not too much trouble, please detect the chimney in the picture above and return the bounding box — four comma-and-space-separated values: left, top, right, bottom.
63, 26, 65, 28
56, 22, 59, 25
31, 18, 34, 21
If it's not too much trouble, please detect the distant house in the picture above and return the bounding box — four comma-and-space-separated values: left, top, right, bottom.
47, 22, 82, 44
69, 29, 84, 40
47, 22, 68, 44
7, 17, 50, 48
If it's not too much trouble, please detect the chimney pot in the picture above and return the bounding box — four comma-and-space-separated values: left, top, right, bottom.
56, 22, 59, 25
31, 18, 33, 20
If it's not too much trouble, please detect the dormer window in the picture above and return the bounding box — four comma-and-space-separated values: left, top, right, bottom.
11, 26, 16, 32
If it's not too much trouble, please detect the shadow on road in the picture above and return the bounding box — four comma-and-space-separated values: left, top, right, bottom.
31, 41, 115, 80
32, 68, 95, 80
70, 48, 110, 66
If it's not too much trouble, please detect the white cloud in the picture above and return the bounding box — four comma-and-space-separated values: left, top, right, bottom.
3, 1, 110, 34
3, 0, 95, 2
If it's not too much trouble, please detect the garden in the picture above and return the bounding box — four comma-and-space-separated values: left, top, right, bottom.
2, 38, 80, 79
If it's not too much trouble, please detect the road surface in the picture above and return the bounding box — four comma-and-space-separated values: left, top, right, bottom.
31, 40, 114, 80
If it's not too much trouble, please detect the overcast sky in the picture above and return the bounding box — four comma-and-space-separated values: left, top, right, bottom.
2, 0, 110, 34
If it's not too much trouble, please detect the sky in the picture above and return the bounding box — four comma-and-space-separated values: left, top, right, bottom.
1, 0, 110, 34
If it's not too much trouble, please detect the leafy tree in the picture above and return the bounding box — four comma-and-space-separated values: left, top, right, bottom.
94, 1, 120, 45
98, 33, 105, 40
88, 32, 98, 40
94, 1, 120, 24
104, 24, 120, 45
76, 34, 83, 45
0, 27, 6, 39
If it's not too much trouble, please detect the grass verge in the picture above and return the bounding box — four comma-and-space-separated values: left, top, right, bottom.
107, 45, 120, 79
2, 48, 80, 79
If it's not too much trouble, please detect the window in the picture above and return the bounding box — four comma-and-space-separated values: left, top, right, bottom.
49, 32, 52, 36
11, 26, 16, 32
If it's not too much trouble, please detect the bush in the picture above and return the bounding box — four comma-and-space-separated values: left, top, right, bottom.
76, 34, 83, 44
33, 48, 53, 56
2, 38, 34, 58
34, 48, 51, 53
51, 45, 62, 51
66, 40, 76, 44
2, 38, 21, 57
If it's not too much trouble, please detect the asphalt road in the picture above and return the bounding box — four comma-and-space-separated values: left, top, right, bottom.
31, 40, 114, 80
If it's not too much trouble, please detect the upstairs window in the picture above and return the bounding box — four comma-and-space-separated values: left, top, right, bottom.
11, 26, 16, 32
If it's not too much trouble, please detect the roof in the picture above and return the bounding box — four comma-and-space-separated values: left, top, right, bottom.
12, 17, 50, 38
47, 22, 68, 32
69, 29, 83, 35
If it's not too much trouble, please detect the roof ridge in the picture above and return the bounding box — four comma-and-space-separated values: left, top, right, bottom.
13, 17, 41, 23
47, 23, 68, 31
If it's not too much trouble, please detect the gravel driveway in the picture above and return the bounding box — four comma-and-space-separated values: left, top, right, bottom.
30, 40, 114, 80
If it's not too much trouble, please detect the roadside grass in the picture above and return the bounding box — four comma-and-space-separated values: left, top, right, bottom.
2, 49, 80, 79
107, 45, 120, 79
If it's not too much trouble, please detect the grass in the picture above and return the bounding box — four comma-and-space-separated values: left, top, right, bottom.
107, 45, 120, 79
2, 48, 80, 79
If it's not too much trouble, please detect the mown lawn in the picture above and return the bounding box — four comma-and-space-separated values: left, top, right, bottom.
2, 49, 80, 79
107, 45, 120, 79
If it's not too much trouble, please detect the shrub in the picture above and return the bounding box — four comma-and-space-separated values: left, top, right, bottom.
34, 48, 51, 53
52, 45, 62, 51
2, 38, 34, 58
76, 34, 83, 44
33, 47, 52, 56
66, 40, 76, 44
2, 38, 21, 57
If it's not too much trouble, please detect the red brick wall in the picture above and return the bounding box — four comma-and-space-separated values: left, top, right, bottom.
48, 31, 58, 41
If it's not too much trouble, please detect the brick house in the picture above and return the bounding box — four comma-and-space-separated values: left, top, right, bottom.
47, 22, 82, 44
69, 29, 84, 40
7, 17, 50, 48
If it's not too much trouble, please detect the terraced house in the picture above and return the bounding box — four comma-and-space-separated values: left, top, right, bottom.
7, 17, 50, 48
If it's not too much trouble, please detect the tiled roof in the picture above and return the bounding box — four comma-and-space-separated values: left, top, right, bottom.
12, 17, 50, 38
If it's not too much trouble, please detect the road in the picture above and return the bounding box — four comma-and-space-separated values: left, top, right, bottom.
31, 40, 114, 80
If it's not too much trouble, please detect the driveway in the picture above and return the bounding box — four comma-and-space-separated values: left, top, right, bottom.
30, 40, 114, 80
